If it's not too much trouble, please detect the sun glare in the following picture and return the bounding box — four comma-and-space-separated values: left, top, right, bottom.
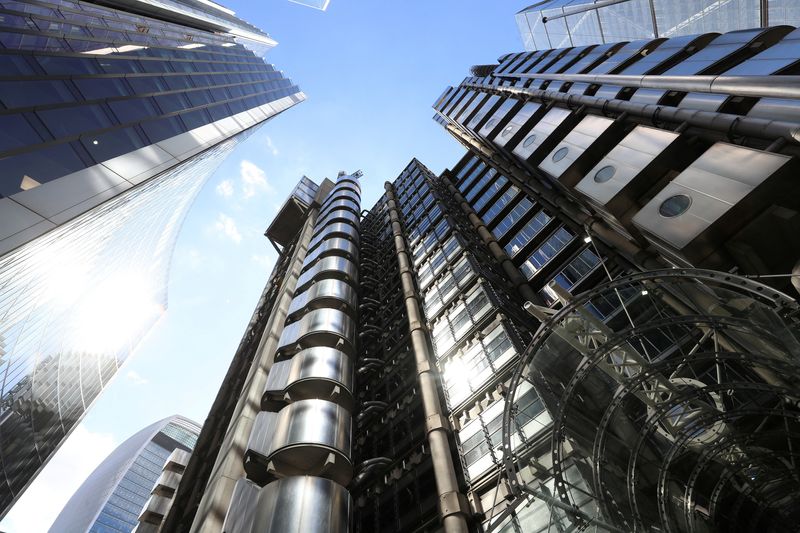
72, 272, 164, 354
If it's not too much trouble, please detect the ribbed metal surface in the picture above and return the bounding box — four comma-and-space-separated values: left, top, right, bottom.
252, 476, 350, 533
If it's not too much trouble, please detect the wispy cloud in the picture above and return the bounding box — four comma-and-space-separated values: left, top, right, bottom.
215, 179, 234, 198
214, 213, 242, 244
265, 136, 279, 156
240, 160, 273, 199
126, 370, 149, 386
251, 253, 274, 271
0, 424, 116, 533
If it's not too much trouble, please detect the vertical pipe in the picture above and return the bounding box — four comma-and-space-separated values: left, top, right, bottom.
384, 183, 471, 533
189, 209, 319, 533
441, 175, 544, 306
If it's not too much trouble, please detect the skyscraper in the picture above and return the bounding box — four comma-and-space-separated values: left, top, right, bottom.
50, 415, 200, 533
0, 0, 304, 517
165, 21, 800, 533
515, 0, 800, 51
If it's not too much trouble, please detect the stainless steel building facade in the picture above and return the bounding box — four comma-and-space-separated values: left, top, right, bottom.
165, 21, 800, 533
50, 415, 200, 533
0, 0, 303, 518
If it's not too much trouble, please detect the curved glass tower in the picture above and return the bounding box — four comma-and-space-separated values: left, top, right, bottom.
0, 0, 304, 517
49, 415, 200, 533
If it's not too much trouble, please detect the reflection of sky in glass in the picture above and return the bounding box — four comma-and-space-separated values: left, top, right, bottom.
516, 0, 800, 50
288, 0, 330, 11
0, 134, 246, 512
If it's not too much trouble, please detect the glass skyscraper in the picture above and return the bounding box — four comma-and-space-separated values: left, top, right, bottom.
49, 415, 200, 533
0, 0, 304, 517
516, 0, 800, 51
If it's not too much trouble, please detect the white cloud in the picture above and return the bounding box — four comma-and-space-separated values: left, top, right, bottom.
240, 160, 273, 199
126, 370, 149, 386
251, 254, 274, 271
213, 213, 242, 244
215, 179, 234, 198
265, 136, 279, 156
0, 424, 116, 533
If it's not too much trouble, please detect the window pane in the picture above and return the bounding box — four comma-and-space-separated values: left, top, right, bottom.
0, 142, 85, 196
37, 104, 113, 137
80, 127, 147, 163
0, 80, 75, 108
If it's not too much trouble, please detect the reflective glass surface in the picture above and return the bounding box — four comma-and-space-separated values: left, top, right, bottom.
51, 416, 200, 533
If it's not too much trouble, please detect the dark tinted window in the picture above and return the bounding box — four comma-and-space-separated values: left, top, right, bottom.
141, 116, 185, 143
0, 80, 75, 108
0, 114, 43, 152
80, 127, 147, 163
36, 55, 99, 75
0, 142, 85, 196
74, 77, 131, 100
108, 97, 158, 124
37, 104, 113, 137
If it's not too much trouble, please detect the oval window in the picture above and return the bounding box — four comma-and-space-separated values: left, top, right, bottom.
659, 194, 692, 217
552, 147, 569, 162
593, 165, 615, 183
501, 125, 514, 137
485, 118, 497, 128
522, 134, 537, 148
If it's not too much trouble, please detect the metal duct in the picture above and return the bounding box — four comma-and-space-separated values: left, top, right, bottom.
276, 308, 356, 358
295, 256, 358, 293
262, 346, 355, 411
286, 278, 358, 320
251, 476, 350, 533
244, 400, 353, 486
220, 478, 260, 533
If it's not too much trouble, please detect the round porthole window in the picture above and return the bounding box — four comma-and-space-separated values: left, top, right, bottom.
485, 118, 497, 128
522, 134, 537, 148
501, 125, 515, 137
552, 147, 569, 162
659, 194, 692, 217
593, 165, 615, 183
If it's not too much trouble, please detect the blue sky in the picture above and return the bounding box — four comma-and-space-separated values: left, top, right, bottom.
1, 2, 530, 530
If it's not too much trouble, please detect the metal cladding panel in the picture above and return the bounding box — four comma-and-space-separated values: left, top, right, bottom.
433, 86, 456, 111
662, 27, 778, 76
725, 28, 800, 75
316, 209, 360, 229
302, 238, 359, 268
632, 143, 797, 264
477, 98, 521, 140
511, 107, 577, 167
287, 278, 358, 320
454, 91, 488, 123
262, 347, 355, 411
295, 256, 358, 293
590, 38, 665, 74
509, 49, 551, 74
537, 115, 623, 188
466, 95, 503, 131
253, 477, 350, 533
318, 198, 359, 219
308, 224, 359, 255
448, 90, 480, 121
245, 401, 352, 486
747, 97, 800, 122
322, 189, 360, 208
221, 478, 261, 533
620, 33, 719, 75
493, 101, 544, 150
575, 125, 683, 229
277, 308, 357, 357
442, 87, 469, 115
677, 92, 729, 112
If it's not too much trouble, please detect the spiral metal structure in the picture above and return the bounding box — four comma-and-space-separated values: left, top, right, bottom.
501, 269, 800, 533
